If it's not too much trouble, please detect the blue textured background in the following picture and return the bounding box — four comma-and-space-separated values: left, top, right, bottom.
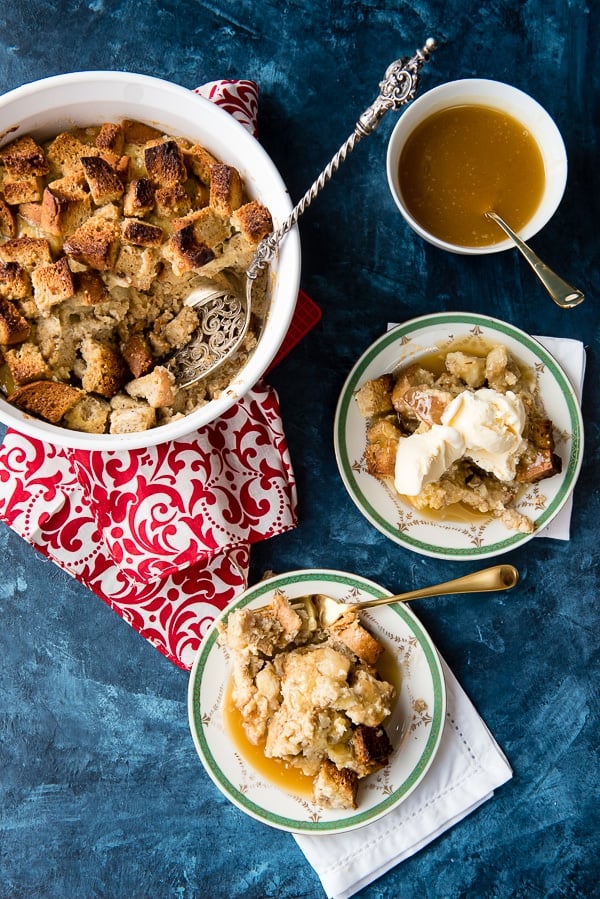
0, 2, 598, 897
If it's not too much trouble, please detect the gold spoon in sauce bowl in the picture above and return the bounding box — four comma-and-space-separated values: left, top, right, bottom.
485, 211, 584, 309
290, 563, 519, 628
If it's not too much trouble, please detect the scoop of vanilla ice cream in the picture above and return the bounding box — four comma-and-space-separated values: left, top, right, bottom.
394, 425, 466, 496
440, 388, 527, 481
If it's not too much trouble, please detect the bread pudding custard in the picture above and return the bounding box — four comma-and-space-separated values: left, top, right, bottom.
0, 121, 273, 434
218, 591, 396, 810
355, 338, 562, 533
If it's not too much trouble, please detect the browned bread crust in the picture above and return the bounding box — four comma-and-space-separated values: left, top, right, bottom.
95, 122, 125, 156
0, 194, 16, 236
164, 223, 215, 275
121, 218, 163, 247
122, 178, 155, 218
0, 135, 49, 176
81, 156, 125, 205
209, 163, 243, 215
63, 216, 120, 270
0, 295, 30, 345
0, 261, 31, 300
121, 333, 154, 378
4, 342, 51, 384
9, 379, 83, 422
144, 140, 187, 187
313, 760, 358, 810
79, 337, 127, 398
352, 724, 393, 776
31, 257, 75, 315
0, 236, 52, 268
231, 201, 273, 245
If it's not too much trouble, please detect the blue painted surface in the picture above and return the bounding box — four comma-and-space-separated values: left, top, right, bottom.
0, 2, 598, 897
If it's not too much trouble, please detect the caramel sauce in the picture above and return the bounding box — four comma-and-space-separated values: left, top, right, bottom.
223, 644, 401, 799
223, 679, 314, 798
398, 104, 546, 247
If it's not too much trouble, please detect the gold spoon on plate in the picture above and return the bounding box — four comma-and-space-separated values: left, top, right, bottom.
486, 211, 584, 309
287, 563, 519, 627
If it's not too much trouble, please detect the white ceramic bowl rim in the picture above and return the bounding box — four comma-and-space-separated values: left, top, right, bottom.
0, 71, 301, 449
386, 78, 568, 256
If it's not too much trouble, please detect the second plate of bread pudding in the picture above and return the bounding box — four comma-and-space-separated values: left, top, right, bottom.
188, 569, 446, 834
334, 313, 583, 560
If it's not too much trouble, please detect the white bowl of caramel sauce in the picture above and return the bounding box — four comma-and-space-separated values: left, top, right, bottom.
386, 79, 567, 254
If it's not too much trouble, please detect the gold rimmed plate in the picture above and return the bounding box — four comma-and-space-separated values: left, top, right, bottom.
334, 312, 584, 560
188, 569, 446, 834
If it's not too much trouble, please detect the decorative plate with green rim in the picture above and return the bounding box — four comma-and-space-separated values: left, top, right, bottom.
188, 569, 446, 834
334, 312, 584, 560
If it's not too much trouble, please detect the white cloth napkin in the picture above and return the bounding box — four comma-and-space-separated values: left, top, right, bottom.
294, 657, 512, 898
532, 336, 586, 540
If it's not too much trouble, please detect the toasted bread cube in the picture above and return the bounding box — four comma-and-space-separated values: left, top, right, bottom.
144, 140, 187, 186
109, 394, 156, 433
121, 333, 154, 378
95, 123, 125, 156
0, 235, 52, 269
172, 206, 230, 247
114, 244, 160, 291
313, 761, 358, 810
79, 336, 126, 398
63, 216, 120, 271
154, 184, 191, 217
163, 224, 215, 275
162, 306, 199, 350
332, 617, 385, 667
40, 176, 93, 237
184, 143, 218, 183
125, 365, 176, 408
0, 261, 31, 300
123, 178, 155, 217
2, 174, 44, 205
72, 269, 111, 306
0, 135, 48, 177
403, 386, 454, 426
354, 375, 394, 418
365, 418, 401, 477
209, 163, 243, 215
81, 156, 124, 205
0, 295, 30, 345
63, 393, 110, 433
4, 342, 51, 384
445, 351, 486, 388
121, 218, 163, 247
17, 201, 43, 230
9, 379, 83, 423
45, 131, 98, 177
31, 257, 75, 315
230, 201, 273, 246
0, 194, 16, 236
351, 725, 393, 776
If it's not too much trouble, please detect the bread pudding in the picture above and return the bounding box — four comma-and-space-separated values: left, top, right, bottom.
355, 340, 562, 533
218, 592, 396, 810
0, 121, 273, 434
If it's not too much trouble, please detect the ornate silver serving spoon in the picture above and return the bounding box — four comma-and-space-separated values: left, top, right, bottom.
168, 38, 438, 388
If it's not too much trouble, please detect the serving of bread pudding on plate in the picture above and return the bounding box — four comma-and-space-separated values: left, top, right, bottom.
218, 591, 396, 810
0, 120, 273, 434
355, 340, 562, 533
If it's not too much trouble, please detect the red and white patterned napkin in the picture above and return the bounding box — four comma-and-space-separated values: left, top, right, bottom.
0, 81, 320, 670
